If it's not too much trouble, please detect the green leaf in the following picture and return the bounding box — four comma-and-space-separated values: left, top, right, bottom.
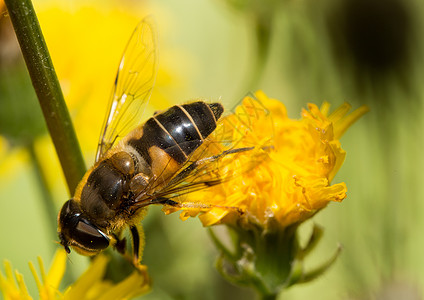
289, 244, 342, 286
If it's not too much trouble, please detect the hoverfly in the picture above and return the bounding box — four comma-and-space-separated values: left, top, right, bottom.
57, 17, 272, 266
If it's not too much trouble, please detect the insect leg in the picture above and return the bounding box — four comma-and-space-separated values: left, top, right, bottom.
130, 224, 145, 266
112, 232, 127, 255
200, 146, 255, 163
156, 197, 244, 215
130, 226, 140, 262
167, 146, 255, 187
110, 227, 148, 273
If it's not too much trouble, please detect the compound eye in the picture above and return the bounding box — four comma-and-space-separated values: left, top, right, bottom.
58, 199, 110, 253
73, 219, 110, 250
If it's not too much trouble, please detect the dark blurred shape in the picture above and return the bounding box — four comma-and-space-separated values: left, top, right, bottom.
327, 0, 418, 107
339, 0, 411, 72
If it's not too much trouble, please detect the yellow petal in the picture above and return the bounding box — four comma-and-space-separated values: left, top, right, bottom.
64, 254, 109, 300
96, 271, 150, 300
15, 271, 32, 300
333, 105, 369, 139
46, 249, 67, 291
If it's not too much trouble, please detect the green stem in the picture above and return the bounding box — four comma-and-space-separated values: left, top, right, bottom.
249, 15, 272, 89
239, 10, 274, 95
260, 294, 278, 300
4, 0, 86, 194
27, 141, 57, 247
208, 227, 237, 261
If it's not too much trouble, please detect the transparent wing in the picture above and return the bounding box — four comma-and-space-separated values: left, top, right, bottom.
96, 17, 158, 161
134, 94, 274, 206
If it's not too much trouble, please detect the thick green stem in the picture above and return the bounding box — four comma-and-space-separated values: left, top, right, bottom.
4, 0, 86, 194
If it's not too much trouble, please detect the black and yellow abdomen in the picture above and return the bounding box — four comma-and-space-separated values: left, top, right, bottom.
70, 101, 224, 233
128, 101, 224, 166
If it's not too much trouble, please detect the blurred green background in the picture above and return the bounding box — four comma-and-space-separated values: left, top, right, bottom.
1, 0, 423, 299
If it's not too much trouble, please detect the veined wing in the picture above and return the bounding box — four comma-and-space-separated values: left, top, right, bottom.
96, 17, 159, 161
137, 94, 274, 205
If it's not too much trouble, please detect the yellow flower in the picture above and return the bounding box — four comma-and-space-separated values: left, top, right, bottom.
161, 91, 368, 296
175, 90, 368, 228
0, 249, 150, 300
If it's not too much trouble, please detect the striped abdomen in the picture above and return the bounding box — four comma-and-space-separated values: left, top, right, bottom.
128, 101, 224, 167
77, 101, 223, 225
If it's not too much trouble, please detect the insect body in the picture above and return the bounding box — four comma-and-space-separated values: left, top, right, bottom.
57, 17, 271, 264
58, 101, 223, 257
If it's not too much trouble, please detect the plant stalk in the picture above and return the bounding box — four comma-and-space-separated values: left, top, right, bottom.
27, 141, 58, 248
